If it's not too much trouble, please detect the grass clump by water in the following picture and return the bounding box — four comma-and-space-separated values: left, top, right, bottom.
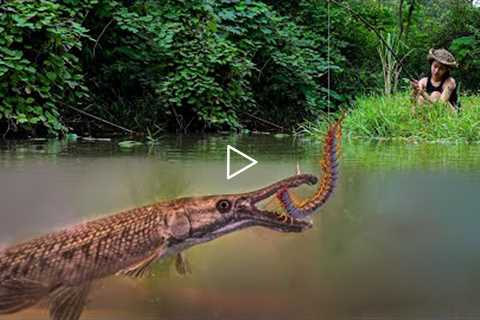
301, 92, 480, 143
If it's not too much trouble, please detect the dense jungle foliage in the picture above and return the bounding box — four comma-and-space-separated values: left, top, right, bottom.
0, 0, 479, 137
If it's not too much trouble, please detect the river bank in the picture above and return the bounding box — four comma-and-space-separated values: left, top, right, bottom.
301, 93, 480, 144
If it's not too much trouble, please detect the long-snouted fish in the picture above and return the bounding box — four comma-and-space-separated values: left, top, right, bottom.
0, 173, 318, 320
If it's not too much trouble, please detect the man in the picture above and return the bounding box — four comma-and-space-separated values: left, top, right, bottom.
411, 48, 458, 112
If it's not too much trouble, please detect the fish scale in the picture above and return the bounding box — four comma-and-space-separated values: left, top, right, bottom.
0, 171, 322, 320
0, 205, 164, 285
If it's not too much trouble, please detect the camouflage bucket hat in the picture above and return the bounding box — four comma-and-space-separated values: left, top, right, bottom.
427, 48, 458, 68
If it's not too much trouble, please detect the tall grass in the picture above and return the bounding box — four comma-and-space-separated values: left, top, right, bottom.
377, 33, 412, 95
301, 93, 480, 143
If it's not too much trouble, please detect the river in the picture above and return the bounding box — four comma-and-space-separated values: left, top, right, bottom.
1, 136, 479, 319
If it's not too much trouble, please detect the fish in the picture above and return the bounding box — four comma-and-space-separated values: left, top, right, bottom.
0, 173, 319, 320
276, 116, 343, 218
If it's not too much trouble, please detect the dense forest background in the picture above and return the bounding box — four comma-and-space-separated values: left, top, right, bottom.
0, 0, 479, 137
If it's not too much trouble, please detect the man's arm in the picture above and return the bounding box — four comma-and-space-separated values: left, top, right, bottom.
440, 78, 457, 112
411, 78, 428, 113
419, 90, 432, 103
416, 78, 433, 104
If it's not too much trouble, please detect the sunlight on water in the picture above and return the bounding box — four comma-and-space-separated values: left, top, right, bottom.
0, 137, 480, 319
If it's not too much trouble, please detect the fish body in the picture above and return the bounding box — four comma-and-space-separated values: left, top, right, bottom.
0, 204, 165, 286
0, 173, 318, 319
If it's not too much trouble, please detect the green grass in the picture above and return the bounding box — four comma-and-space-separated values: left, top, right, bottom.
301, 92, 480, 144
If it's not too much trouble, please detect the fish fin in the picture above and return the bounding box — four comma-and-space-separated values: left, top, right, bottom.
174, 252, 192, 276
116, 251, 160, 279
49, 283, 91, 320
0, 278, 49, 314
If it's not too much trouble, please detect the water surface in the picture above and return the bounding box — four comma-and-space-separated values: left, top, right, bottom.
1, 136, 480, 320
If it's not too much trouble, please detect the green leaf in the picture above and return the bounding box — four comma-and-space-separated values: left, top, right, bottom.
46, 72, 57, 81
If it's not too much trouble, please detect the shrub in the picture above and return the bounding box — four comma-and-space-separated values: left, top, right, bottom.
0, 0, 95, 136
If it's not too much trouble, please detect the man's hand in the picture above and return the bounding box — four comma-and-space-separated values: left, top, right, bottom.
411, 80, 421, 94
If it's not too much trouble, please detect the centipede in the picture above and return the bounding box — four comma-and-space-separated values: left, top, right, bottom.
277, 116, 343, 219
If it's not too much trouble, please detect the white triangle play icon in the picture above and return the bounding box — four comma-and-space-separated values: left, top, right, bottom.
226, 145, 258, 180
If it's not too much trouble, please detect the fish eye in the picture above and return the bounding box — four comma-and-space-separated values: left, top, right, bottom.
216, 199, 232, 213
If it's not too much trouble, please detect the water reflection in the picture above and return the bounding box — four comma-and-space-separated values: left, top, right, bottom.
0, 137, 480, 319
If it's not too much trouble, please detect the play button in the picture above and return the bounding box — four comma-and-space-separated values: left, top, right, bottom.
226, 145, 258, 180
